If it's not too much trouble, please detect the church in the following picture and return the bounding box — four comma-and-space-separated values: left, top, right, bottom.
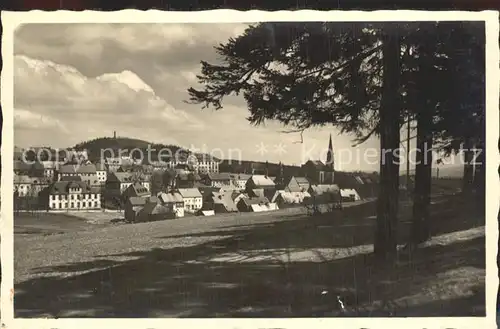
301, 134, 335, 185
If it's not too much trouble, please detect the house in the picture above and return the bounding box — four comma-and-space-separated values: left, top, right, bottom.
237, 196, 277, 212
14, 176, 51, 211
56, 163, 97, 181
140, 174, 151, 191
105, 172, 146, 195
340, 188, 361, 202
77, 163, 98, 180
198, 210, 215, 217
105, 156, 135, 172
41, 161, 58, 179
209, 190, 238, 213
95, 161, 108, 183
60, 175, 82, 182
136, 200, 175, 222
283, 176, 310, 192
245, 175, 276, 200
57, 164, 77, 179
45, 181, 101, 210
202, 172, 232, 188
177, 188, 203, 213
272, 192, 297, 208
230, 173, 252, 190
232, 191, 249, 204
271, 190, 311, 208
122, 182, 151, 200
189, 154, 220, 174
30, 177, 51, 196
81, 173, 101, 187
335, 172, 378, 199
158, 192, 185, 218
301, 160, 334, 185
117, 163, 148, 174
65, 149, 89, 163
271, 176, 311, 205
197, 185, 221, 204
125, 196, 174, 223
248, 188, 265, 198
306, 184, 342, 209
124, 196, 147, 222
14, 175, 32, 197
308, 184, 341, 197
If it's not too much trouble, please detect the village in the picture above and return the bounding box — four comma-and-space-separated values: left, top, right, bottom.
13, 134, 379, 223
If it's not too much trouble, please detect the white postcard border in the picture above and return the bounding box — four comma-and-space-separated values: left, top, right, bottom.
1, 9, 498, 329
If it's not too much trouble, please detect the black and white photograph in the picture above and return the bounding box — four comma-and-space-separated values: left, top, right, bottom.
1, 10, 498, 326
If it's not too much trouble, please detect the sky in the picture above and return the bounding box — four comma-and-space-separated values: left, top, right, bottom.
13, 23, 462, 172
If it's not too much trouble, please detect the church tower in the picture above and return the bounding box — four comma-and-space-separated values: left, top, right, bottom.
326, 134, 335, 183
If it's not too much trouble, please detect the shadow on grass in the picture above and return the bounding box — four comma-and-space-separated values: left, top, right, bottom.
14, 236, 485, 318
14, 194, 485, 318
160, 195, 484, 250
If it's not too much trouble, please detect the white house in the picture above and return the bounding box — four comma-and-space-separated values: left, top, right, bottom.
57, 163, 97, 182
106, 172, 136, 194
105, 156, 135, 172
340, 188, 361, 201
185, 154, 220, 174
194, 160, 219, 174
95, 161, 108, 183
230, 173, 252, 191
41, 161, 58, 179
158, 192, 185, 218
203, 173, 232, 188
47, 181, 101, 210
271, 190, 311, 206
177, 188, 203, 213
14, 175, 32, 197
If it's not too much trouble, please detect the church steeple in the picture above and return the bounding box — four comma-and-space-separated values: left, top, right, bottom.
326, 133, 335, 184
326, 133, 334, 170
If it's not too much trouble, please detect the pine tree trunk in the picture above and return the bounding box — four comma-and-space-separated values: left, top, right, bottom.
462, 137, 474, 194
410, 43, 434, 245
374, 28, 401, 262
411, 116, 433, 244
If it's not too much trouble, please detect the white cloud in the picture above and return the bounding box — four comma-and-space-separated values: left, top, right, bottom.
96, 70, 155, 94
15, 23, 250, 70
14, 108, 68, 132
14, 55, 204, 146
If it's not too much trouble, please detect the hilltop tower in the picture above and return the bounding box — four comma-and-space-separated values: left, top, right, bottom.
326, 133, 335, 183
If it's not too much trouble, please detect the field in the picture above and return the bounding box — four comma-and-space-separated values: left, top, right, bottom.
13, 192, 485, 318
